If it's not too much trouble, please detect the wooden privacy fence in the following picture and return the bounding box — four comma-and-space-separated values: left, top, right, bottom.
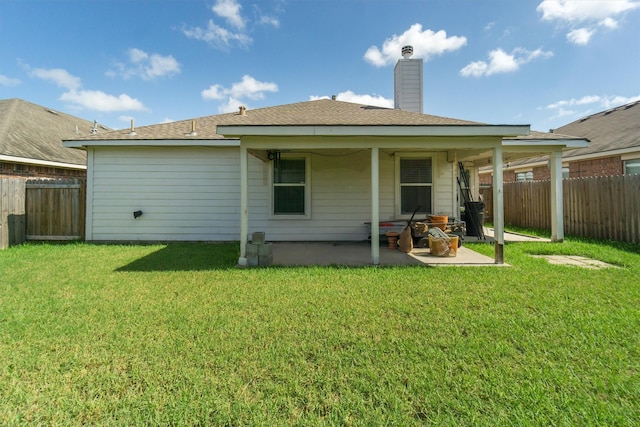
0, 178, 85, 249
480, 175, 640, 243
0, 178, 26, 249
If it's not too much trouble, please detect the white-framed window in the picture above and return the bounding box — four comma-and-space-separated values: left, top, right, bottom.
271, 154, 311, 219
516, 171, 533, 181
395, 154, 433, 217
624, 158, 640, 175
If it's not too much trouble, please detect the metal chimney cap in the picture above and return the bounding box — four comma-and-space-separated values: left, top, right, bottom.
401, 45, 413, 58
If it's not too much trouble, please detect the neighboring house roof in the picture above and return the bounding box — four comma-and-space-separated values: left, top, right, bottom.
0, 98, 102, 168
66, 99, 530, 144
553, 100, 639, 157
489, 101, 639, 170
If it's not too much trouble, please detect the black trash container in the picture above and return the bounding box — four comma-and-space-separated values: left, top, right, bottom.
464, 201, 485, 238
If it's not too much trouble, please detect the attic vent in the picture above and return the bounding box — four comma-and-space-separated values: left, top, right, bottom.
603, 110, 613, 116
624, 102, 638, 110
47, 109, 58, 115
239, 105, 246, 116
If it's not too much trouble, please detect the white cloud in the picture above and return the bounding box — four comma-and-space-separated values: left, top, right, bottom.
0, 74, 21, 86
600, 17, 619, 29
28, 65, 146, 113
213, 0, 245, 29
364, 23, 467, 67
460, 47, 553, 77
60, 90, 146, 112
537, 0, 640, 44
600, 94, 640, 109
309, 91, 394, 108
182, 20, 252, 48
110, 48, 181, 80
538, 0, 640, 22
29, 67, 81, 91
118, 115, 136, 125
566, 28, 594, 45
218, 97, 245, 114
202, 75, 278, 113
128, 48, 149, 63
545, 95, 602, 110
258, 14, 280, 28
543, 94, 640, 122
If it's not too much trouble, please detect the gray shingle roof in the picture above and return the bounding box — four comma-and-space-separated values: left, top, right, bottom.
552, 100, 640, 157
0, 98, 99, 165
67, 99, 488, 142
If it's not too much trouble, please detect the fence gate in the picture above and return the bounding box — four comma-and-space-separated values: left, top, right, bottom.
25, 179, 86, 242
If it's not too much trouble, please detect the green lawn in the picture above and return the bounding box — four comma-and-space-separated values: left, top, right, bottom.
1, 240, 639, 426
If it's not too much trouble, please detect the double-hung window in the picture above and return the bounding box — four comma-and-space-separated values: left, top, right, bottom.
397, 156, 433, 216
272, 156, 310, 218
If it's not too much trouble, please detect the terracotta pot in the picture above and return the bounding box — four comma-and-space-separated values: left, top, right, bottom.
385, 231, 399, 249
429, 215, 448, 231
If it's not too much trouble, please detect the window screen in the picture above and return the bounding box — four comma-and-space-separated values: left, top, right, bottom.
274, 158, 306, 215
400, 158, 432, 214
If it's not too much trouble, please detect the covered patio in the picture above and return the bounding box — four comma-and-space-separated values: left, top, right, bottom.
270, 229, 549, 267
215, 100, 587, 267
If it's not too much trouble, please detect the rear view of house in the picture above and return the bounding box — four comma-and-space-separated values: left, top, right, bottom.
65, 48, 587, 265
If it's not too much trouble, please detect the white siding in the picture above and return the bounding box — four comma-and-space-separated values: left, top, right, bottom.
89, 146, 246, 241
87, 146, 455, 242
394, 58, 423, 113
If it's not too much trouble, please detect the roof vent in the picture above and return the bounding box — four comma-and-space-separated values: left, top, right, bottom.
187, 120, 197, 136
128, 119, 137, 136
401, 45, 413, 59
91, 120, 98, 134
331, 95, 337, 100
239, 105, 246, 116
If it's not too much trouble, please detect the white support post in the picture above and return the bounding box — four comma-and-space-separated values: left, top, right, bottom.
452, 152, 458, 219
492, 146, 505, 264
550, 149, 564, 242
238, 145, 249, 266
371, 147, 380, 265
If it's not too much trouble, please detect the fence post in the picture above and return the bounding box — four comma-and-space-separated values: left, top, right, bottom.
0, 178, 27, 249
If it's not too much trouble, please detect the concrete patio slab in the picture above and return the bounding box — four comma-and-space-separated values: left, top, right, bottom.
271, 241, 500, 267
268, 229, 549, 267
531, 255, 618, 269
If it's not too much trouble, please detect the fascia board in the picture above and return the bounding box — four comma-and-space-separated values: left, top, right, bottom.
502, 139, 589, 150
0, 154, 86, 170
240, 136, 503, 150
63, 139, 240, 148
217, 125, 530, 137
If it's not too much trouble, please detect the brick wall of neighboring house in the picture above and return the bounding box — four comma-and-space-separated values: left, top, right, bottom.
533, 165, 550, 180
569, 155, 623, 178
0, 162, 86, 179
479, 155, 624, 184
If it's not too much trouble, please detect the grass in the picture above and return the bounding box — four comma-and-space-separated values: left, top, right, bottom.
1, 241, 639, 426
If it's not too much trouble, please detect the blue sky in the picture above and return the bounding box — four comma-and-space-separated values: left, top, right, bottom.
1, 0, 639, 132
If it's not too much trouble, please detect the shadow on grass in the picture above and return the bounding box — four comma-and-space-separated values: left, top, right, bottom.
116, 243, 239, 272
